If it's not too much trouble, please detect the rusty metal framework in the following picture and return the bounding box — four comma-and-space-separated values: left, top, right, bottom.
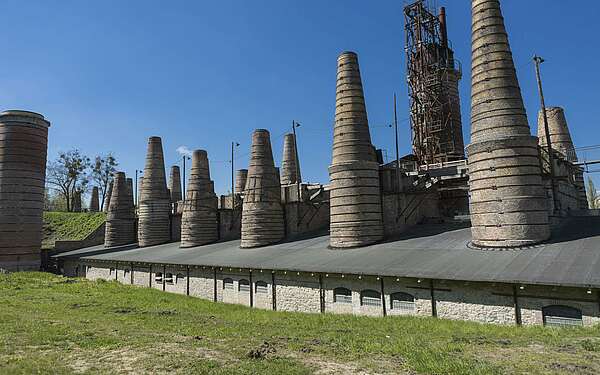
404, 1, 464, 165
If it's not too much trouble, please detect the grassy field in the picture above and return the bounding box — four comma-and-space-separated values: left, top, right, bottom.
42, 212, 106, 250
1, 273, 599, 375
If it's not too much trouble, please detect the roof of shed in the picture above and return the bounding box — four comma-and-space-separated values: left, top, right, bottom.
54, 216, 600, 288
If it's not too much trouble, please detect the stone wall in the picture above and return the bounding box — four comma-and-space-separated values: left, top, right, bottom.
73, 260, 600, 327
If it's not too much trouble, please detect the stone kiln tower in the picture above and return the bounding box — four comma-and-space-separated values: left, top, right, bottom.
180, 150, 219, 247
71, 190, 82, 212
235, 169, 248, 193
90, 187, 100, 212
241, 129, 284, 248
0, 110, 50, 271
329, 51, 383, 248
537, 107, 576, 162
103, 181, 113, 213
169, 165, 182, 203
467, 0, 549, 247
281, 133, 301, 185
105, 172, 136, 247
138, 136, 171, 247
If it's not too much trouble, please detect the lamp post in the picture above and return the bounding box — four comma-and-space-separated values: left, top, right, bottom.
231, 141, 240, 206
533, 55, 558, 213
182, 155, 191, 199
134, 169, 143, 206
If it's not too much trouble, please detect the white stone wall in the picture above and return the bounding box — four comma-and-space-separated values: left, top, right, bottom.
150, 265, 165, 291
253, 273, 273, 310
78, 260, 600, 327
383, 277, 432, 317
221, 271, 252, 306
133, 266, 151, 287
86, 264, 112, 281
189, 267, 214, 301
518, 285, 600, 326
435, 282, 515, 325
117, 263, 132, 285
276, 273, 320, 313
164, 266, 187, 295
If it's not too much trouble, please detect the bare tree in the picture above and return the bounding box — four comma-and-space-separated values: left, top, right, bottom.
587, 177, 598, 209
46, 149, 91, 212
91, 153, 118, 210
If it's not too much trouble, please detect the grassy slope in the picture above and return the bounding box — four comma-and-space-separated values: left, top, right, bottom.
1, 273, 599, 375
42, 212, 106, 250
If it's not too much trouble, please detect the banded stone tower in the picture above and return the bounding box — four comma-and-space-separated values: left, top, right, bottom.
0, 110, 50, 271
138, 136, 171, 247
537, 107, 576, 162
329, 51, 383, 248
103, 181, 113, 213
105, 172, 136, 247
235, 169, 248, 193
180, 150, 218, 247
169, 165, 182, 203
468, 0, 549, 247
241, 129, 284, 248
71, 190, 82, 212
281, 133, 301, 185
90, 187, 100, 212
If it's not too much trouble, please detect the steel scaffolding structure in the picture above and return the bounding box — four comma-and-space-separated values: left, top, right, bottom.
404, 1, 464, 165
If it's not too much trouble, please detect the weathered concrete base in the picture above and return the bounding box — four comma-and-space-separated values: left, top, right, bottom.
66, 259, 600, 327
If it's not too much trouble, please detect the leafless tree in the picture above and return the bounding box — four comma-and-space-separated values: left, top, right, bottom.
46, 149, 91, 212
91, 153, 118, 210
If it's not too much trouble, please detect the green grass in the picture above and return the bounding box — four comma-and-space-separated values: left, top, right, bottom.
1, 273, 599, 374
42, 212, 106, 250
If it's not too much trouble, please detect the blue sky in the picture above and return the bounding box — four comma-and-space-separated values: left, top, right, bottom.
2, 0, 600, 195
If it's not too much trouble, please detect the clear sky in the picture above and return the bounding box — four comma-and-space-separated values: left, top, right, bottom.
2, 0, 600, 196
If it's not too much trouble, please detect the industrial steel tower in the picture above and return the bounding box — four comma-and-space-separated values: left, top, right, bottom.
404, 1, 464, 165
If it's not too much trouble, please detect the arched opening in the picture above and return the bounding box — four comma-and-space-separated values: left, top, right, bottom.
542, 305, 583, 327
390, 292, 416, 313
223, 278, 234, 290
333, 287, 352, 304
154, 272, 163, 282
255, 281, 268, 294
360, 289, 382, 307
239, 279, 250, 293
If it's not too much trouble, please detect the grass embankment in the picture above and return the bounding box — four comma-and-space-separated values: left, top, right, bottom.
1, 273, 599, 375
42, 212, 106, 250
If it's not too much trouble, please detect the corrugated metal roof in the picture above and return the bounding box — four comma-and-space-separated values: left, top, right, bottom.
54, 217, 600, 288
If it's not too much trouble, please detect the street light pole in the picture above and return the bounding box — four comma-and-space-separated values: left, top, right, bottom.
135, 169, 143, 207
533, 55, 558, 213
182, 155, 190, 199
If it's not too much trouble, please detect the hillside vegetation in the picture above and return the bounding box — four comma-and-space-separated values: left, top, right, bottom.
1, 272, 599, 374
42, 212, 106, 250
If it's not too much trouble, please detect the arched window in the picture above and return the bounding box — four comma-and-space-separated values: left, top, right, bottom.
176, 273, 185, 284
542, 305, 583, 327
360, 290, 382, 307
155, 272, 163, 282
164, 273, 174, 284
390, 292, 415, 313
239, 279, 250, 293
334, 287, 352, 304
255, 281, 268, 294
223, 278, 234, 290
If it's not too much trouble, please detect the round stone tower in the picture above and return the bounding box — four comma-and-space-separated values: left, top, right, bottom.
105, 172, 136, 247
467, 0, 549, 247
169, 165, 182, 203
537, 107, 576, 162
180, 150, 219, 248
138, 136, 171, 247
89, 187, 100, 212
241, 129, 284, 248
0, 110, 50, 271
281, 133, 301, 185
328, 51, 383, 248
235, 169, 248, 193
